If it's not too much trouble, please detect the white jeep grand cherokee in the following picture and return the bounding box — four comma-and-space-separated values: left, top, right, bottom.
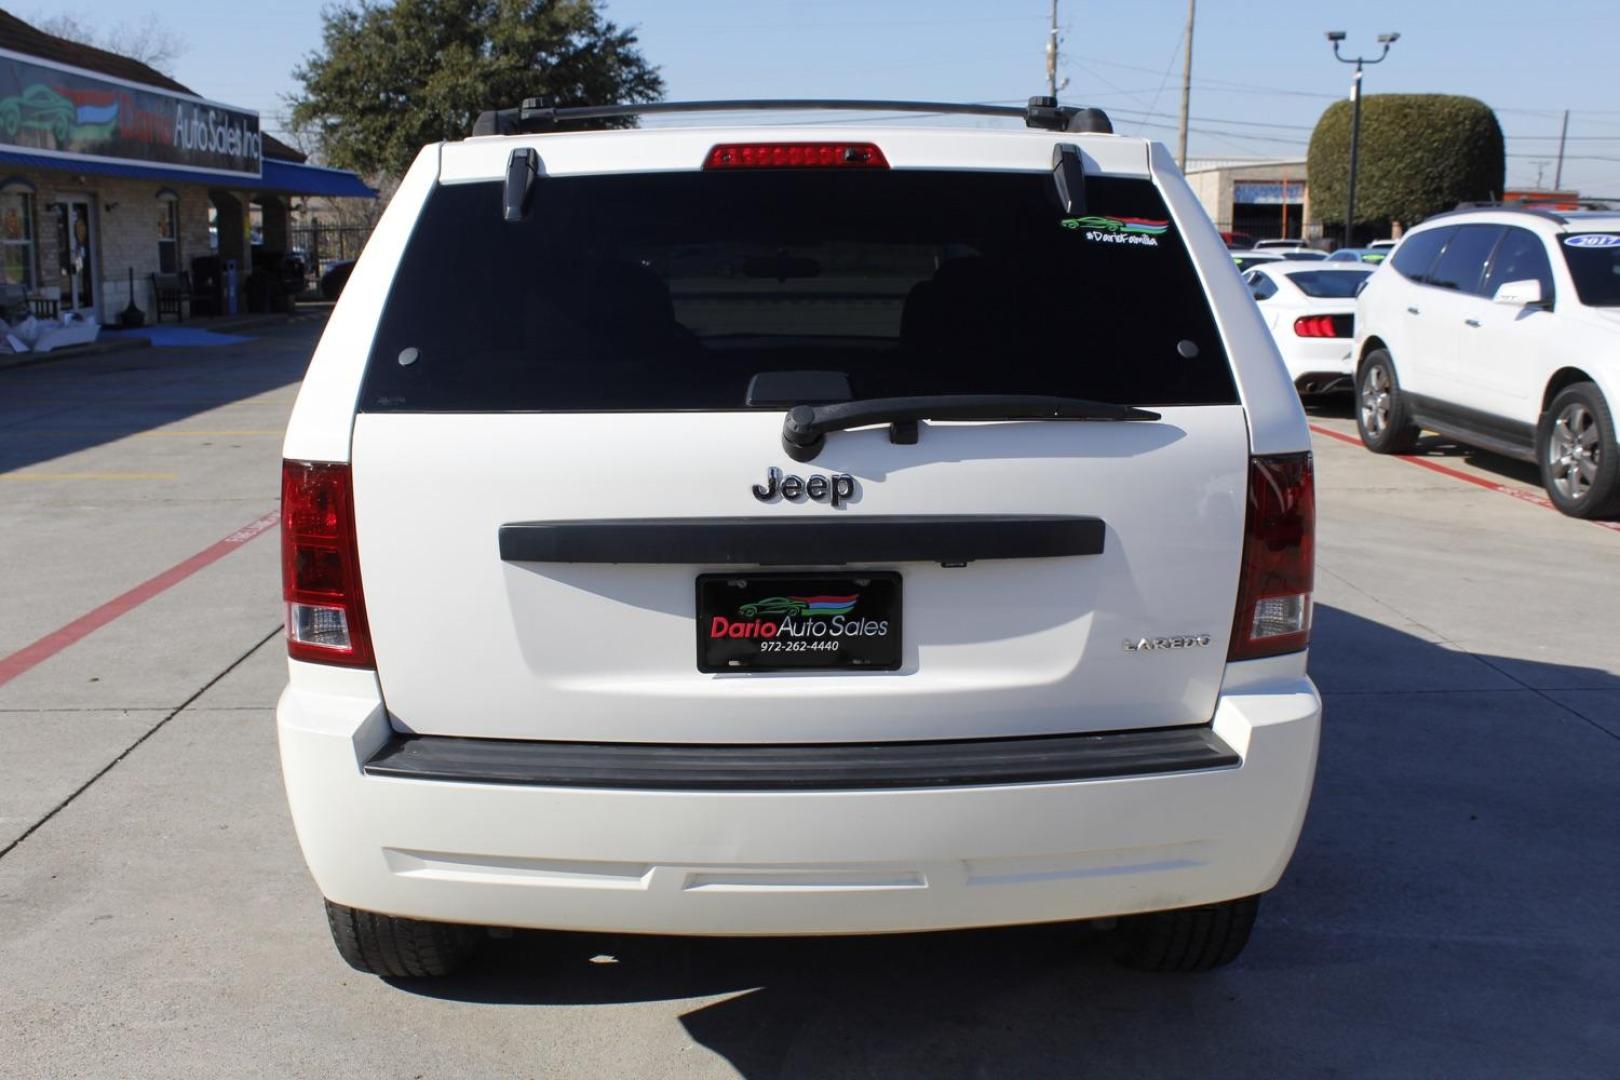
277, 99, 1321, 978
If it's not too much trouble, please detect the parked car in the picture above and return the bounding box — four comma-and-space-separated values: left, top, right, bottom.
319, 259, 356, 299
1254, 238, 1310, 251
1276, 250, 1329, 261
1326, 247, 1387, 265
1366, 239, 1398, 251
278, 97, 1321, 979
1354, 205, 1620, 517
1220, 230, 1257, 249
1231, 250, 1285, 273
1244, 263, 1373, 396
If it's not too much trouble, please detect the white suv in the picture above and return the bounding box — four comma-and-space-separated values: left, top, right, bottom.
277, 99, 1322, 978
1354, 207, 1620, 517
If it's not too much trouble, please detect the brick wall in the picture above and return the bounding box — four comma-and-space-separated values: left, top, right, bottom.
2, 167, 212, 322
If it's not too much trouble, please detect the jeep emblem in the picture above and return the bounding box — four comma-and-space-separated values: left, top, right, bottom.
752, 466, 856, 508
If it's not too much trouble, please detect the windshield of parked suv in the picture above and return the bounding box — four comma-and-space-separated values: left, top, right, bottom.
1560, 234, 1620, 306
1286, 269, 1371, 297
359, 170, 1237, 411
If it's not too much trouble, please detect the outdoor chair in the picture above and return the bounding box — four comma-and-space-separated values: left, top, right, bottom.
151, 272, 190, 322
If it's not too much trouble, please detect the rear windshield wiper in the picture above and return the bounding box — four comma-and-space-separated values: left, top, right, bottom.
781, 395, 1161, 462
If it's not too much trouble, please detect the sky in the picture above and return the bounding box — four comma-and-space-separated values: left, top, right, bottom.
33, 0, 1620, 194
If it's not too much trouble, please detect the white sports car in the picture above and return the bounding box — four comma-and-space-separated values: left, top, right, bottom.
1243, 262, 1372, 396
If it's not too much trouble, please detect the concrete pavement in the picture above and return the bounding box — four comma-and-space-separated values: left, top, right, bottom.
0, 340, 1616, 1078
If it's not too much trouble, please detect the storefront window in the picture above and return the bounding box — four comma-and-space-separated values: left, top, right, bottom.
158, 195, 180, 274
1, 189, 35, 288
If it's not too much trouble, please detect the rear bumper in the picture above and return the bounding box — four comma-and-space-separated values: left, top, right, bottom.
277, 665, 1321, 936
1278, 337, 1355, 385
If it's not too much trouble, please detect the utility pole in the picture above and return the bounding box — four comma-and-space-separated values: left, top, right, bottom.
1045, 0, 1061, 99
1326, 32, 1399, 248
1554, 109, 1570, 190
1176, 0, 1196, 170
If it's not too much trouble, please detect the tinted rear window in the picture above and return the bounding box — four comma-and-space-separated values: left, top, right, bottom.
360, 170, 1237, 412
1286, 270, 1370, 298
1560, 233, 1620, 306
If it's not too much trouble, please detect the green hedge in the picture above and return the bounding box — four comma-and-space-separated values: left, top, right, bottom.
1307, 94, 1505, 228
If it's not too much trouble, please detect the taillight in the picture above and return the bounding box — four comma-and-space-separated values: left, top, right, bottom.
281, 461, 373, 667
1229, 453, 1314, 661
704, 142, 889, 169
1293, 314, 1337, 338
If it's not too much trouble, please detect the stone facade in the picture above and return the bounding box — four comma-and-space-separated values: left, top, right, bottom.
1, 167, 217, 322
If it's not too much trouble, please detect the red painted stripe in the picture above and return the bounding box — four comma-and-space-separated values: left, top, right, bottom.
0, 510, 281, 688
1309, 424, 1620, 534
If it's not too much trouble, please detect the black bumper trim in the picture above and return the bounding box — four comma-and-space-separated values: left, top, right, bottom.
497, 516, 1105, 566
362, 727, 1238, 791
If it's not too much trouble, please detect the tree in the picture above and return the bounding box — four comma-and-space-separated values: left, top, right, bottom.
287, 0, 664, 180
31, 10, 185, 74
1307, 94, 1504, 231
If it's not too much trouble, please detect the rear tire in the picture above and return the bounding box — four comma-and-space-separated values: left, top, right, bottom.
1113, 895, 1260, 973
1539, 382, 1620, 519
1355, 349, 1421, 454
324, 899, 483, 978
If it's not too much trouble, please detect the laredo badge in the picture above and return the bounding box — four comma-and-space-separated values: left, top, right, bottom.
1062, 215, 1170, 248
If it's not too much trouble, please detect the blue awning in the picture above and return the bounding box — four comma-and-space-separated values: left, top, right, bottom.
257, 158, 376, 198
0, 149, 374, 198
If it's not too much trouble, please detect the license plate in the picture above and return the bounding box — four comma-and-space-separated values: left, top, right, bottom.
696, 572, 902, 672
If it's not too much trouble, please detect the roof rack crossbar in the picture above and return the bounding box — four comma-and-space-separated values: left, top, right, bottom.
472, 98, 1113, 138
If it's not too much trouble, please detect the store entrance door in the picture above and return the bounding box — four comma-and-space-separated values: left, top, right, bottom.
53, 198, 97, 315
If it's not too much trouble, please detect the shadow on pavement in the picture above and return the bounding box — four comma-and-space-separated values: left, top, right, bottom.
1407, 439, 1544, 488
387, 605, 1620, 1076
0, 322, 316, 474
1305, 393, 1547, 489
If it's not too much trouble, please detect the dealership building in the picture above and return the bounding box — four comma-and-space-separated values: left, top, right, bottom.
1184, 158, 1311, 243
0, 12, 371, 323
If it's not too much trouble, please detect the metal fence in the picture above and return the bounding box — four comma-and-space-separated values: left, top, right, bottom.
289, 224, 374, 294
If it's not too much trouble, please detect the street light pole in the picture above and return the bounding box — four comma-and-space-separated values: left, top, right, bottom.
1326, 31, 1398, 248
1346, 62, 1363, 249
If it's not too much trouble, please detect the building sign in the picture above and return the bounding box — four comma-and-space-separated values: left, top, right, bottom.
1234, 180, 1306, 206
0, 48, 260, 178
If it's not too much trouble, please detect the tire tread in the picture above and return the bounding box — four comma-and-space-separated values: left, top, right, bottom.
324, 899, 480, 978
1113, 895, 1259, 973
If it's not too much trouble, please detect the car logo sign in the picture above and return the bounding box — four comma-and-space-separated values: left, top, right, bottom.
752, 466, 856, 507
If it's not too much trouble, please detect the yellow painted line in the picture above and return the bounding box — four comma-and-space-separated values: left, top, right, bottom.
0, 471, 178, 481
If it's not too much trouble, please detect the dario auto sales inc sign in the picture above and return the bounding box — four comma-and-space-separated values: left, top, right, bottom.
0, 47, 261, 178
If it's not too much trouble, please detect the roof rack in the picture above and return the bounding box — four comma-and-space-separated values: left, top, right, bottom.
1431, 202, 1572, 225
1435, 198, 1620, 226
471, 97, 1114, 138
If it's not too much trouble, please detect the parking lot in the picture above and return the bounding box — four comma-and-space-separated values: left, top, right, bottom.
1, 320, 1616, 1078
